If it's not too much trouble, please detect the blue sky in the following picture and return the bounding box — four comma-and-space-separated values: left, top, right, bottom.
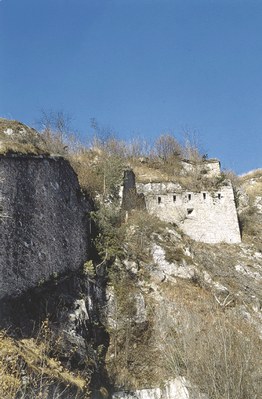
0, 0, 261, 174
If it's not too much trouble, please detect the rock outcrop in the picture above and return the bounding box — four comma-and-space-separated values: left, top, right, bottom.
0, 154, 91, 301
0, 118, 48, 155
113, 378, 208, 399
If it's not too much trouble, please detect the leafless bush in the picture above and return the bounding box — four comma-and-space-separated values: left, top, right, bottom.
125, 210, 166, 260
158, 303, 262, 399
126, 137, 152, 161
153, 134, 182, 161
38, 110, 80, 156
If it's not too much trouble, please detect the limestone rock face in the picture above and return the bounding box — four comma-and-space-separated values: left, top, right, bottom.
0, 154, 91, 300
113, 378, 208, 399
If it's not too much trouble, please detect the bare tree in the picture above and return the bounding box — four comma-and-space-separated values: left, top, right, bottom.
153, 133, 182, 162
37, 110, 78, 156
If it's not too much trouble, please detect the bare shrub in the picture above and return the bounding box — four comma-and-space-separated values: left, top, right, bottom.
159, 303, 262, 399
38, 110, 80, 157
125, 210, 166, 261
70, 148, 104, 198
148, 133, 183, 178
239, 205, 262, 240
182, 129, 204, 162
91, 204, 126, 260
153, 134, 182, 162
126, 137, 152, 162
106, 265, 158, 390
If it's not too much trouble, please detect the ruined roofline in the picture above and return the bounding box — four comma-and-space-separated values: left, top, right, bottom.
136, 179, 232, 194
181, 158, 221, 165
180, 158, 221, 178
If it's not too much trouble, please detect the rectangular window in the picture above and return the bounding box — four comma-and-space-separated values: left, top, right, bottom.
203, 193, 206, 200
158, 196, 161, 204
188, 194, 192, 201
173, 195, 176, 202
218, 193, 221, 199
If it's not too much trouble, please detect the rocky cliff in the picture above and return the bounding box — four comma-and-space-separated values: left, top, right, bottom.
0, 120, 261, 399
0, 151, 109, 399
0, 154, 90, 300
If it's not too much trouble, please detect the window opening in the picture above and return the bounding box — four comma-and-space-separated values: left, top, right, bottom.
173, 195, 176, 202
158, 196, 161, 204
218, 193, 221, 200
203, 193, 206, 200
188, 194, 192, 201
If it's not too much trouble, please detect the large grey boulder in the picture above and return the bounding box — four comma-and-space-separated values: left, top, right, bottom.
0, 154, 91, 300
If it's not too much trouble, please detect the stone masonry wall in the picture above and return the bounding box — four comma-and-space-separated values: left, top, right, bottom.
0, 154, 91, 300
181, 159, 221, 177
136, 181, 241, 244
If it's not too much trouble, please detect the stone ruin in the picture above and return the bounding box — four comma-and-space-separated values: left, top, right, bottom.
122, 160, 241, 244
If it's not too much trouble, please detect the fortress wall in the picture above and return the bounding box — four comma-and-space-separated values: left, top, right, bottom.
181, 159, 221, 177
204, 160, 221, 176
136, 182, 241, 244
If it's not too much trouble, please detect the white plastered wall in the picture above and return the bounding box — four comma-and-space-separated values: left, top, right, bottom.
136, 181, 241, 244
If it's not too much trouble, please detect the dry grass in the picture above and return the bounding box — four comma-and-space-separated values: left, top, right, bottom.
159, 303, 262, 399
245, 182, 262, 199
0, 141, 48, 156
70, 149, 104, 197
239, 169, 262, 204
153, 278, 262, 398
237, 170, 262, 245
105, 282, 159, 390
0, 326, 88, 399
240, 168, 262, 182
0, 118, 48, 156
241, 170, 262, 197
123, 210, 167, 263
132, 164, 172, 183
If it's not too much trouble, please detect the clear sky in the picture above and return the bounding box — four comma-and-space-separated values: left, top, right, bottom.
0, 0, 261, 174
